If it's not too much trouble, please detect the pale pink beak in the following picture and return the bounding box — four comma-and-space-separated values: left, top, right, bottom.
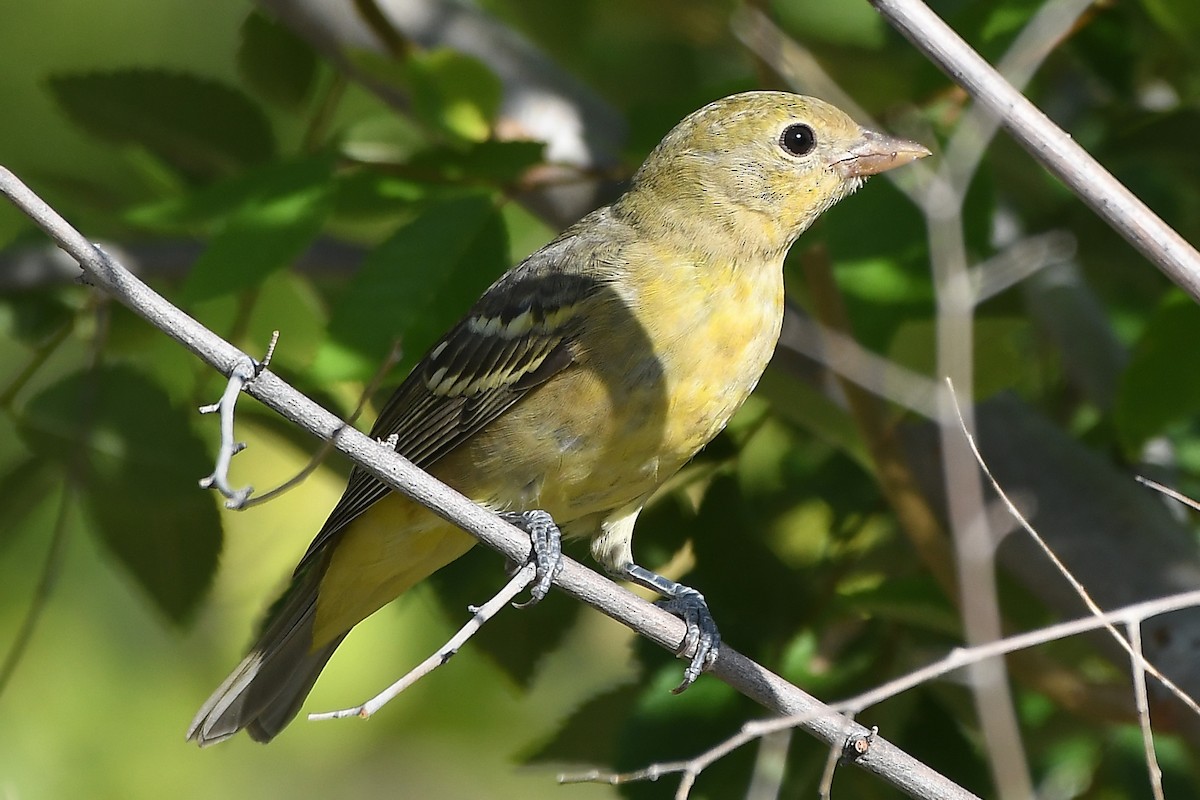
834, 129, 931, 178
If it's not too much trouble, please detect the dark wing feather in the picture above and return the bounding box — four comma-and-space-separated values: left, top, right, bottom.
296, 268, 604, 571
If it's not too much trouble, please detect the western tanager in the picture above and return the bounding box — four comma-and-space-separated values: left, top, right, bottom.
189, 91, 929, 745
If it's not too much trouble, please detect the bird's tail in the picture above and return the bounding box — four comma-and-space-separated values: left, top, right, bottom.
187, 556, 342, 746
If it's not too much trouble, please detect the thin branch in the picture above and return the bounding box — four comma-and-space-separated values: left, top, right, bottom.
0, 165, 980, 800
241, 337, 403, 509
795, 248, 956, 597
745, 728, 791, 800
0, 300, 109, 698
595, 584, 1200, 797
779, 309, 941, 421
0, 319, 74, 409
1136, 475, 1200, 514
310, 562, 535, 722
947, 378, 1200, 719
736, 585, 1200, 744
195, 358, 254, 506
0, 481, 73, 696
970, 230, 1076, 304
1126, 622, 1166, 800
870, 0, 1200, 303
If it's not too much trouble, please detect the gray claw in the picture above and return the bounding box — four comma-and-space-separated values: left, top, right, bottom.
501, 509, 563, 608
657, 586, 720, 693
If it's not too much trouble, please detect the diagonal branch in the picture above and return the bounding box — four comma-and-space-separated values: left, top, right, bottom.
0, 165, 980, 800
869, 0, 1200, 303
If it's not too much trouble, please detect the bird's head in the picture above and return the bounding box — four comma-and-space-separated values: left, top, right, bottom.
622, 91, 930, 259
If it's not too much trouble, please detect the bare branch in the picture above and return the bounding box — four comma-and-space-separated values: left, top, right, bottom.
198, 340, 275, 509
0, 165, 980, 800
970, 230, 1076, 304
1127, 622, 1166, 800
947, 378, 1200, 719
870, 0, 1200, 303
310, 562, 535, 722
241, 337, 403, 509
1136, 475, 1200, 514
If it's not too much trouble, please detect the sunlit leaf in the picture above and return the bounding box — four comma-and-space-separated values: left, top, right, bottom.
406, 49, 503, 145
182, 153, 335, 302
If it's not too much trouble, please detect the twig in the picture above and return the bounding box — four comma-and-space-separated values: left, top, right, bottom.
870, 0, 1200, 303
970, 230, 1076, 304
1136, 475, 1200, 513
241, 337, 403, 509
0, 165, 980, 800
197, 332, 277, 509
947, 378, 1200, 719
917, 5, 1096, 793
745, 728, 792, 800
572, 372, 1200, 799
0, 320, 73, 409
1127, 622, 1166, 800
586, 584, 1200, 797
310, 562, 536, 722
778, 310, 941, 421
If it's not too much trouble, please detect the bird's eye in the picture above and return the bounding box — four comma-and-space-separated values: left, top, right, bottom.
780, 123, 816, 157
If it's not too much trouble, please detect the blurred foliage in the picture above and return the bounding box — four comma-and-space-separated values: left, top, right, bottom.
2, 0, 1200, 798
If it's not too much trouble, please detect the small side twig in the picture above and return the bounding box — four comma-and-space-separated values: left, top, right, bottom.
309, 562, 536, 722
1135, 475, 1200, 513
946, 378, 1200, 719
241, 337, 403, 509
197, 332, 278, 508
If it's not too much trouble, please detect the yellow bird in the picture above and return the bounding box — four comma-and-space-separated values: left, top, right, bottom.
189, 91, 929, 745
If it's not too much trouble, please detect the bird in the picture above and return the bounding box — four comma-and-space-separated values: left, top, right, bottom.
188, 90, 930, 745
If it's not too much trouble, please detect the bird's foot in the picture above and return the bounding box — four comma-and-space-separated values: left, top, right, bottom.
500, 509, 564, 608
623, 563, 720, 693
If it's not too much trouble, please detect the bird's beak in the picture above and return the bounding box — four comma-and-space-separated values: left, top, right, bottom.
834, 129, 931, 178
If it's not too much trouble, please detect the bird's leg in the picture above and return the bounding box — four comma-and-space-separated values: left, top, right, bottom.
499, 509, 564, 608
622, 563, 720, 692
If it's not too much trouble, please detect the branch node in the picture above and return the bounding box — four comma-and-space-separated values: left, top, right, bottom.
842, 726, 878, 762
198, 338, 277, 509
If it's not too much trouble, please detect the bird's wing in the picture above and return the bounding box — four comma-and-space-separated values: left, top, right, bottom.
296, 268, 606, 570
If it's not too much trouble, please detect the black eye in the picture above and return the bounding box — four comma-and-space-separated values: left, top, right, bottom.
780, 123, 816, 156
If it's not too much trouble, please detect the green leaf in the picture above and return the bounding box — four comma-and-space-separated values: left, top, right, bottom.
887, 316, 1033, 401
17, 365, 221, 623
0, 458, 58, 552
769, 0, 886, 48
182, 154, 335, 302
237, 10, 320, 111
47, 69, 275, 181
409, 49, 503, 144
1115, 292, 1200, 451
408, 139, 545, 186
1141, 0, 1200, 52
313, 193, 509, 381
347, 47, 502, 146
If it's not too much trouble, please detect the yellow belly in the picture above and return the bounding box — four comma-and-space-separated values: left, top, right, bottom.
314, 253, 784, 646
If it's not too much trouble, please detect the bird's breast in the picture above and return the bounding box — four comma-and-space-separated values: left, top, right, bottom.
438, 250, 785, 529
640, 255, 786, 463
